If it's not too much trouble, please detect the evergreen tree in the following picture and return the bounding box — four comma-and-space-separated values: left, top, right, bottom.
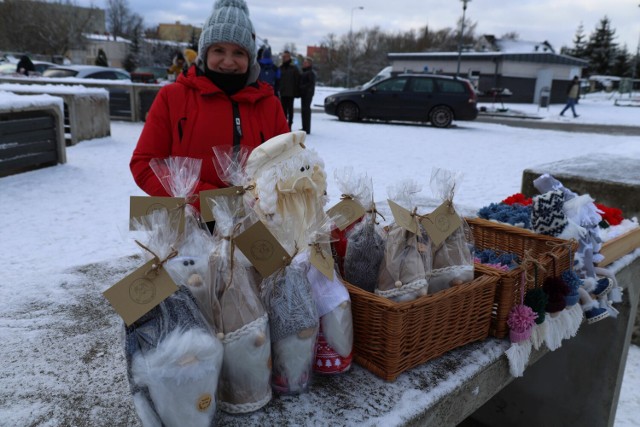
611, 44, 631, 77
584, 16, 618, 75
123, 21, 143, 72
571, 23, 587, 58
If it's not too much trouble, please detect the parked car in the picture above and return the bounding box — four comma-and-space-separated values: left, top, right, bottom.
131, 66, 169, 84
0, 60, 57, 75
42, 65, 131, 80
324, 74, 478, 128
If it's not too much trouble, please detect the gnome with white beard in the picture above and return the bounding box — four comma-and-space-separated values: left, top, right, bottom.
127, 209, 224, 427
244, 131, 328, 249
206, 197, 272, 413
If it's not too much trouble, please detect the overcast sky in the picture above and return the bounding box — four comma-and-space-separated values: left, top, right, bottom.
81, 0, 639, 55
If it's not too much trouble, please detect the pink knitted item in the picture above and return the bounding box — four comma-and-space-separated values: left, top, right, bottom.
507, 304, 538, 344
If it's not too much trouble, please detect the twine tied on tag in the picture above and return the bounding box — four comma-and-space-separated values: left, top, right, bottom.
221, 223, 243, 289
135, 240, 178, 276
340, 194, 354, 200
521, 249, 547, 287
366, 202, 386, 224
309, 242, 326, 259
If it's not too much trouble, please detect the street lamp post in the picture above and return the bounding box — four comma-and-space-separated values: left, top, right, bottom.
455, 0, 471, 78
347, 6, 364, 88
633, 4, 640, 94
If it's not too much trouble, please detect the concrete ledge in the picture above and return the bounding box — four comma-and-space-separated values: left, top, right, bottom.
0, 83, 110, 145
0, 76, 164, 122
521, 154, 640, 219
0, 93, 66, 175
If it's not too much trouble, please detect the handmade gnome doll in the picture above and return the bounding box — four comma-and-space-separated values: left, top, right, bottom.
303, 221, 353, 374
376, 182, 431, 302
245, 131, 328, 250
127, 210, 223, 427
376, 223, 431, 302
343, 207, 386, 293
207, 197, 272, 413
261, 252, 319, 394
505, 268, 538, 378
542, 275, 570, 351
166, 213, 217, 328
338, 170, 386, 293
524, 288, 549, 349
428, 168, 474, 293
329, 166, 371, 274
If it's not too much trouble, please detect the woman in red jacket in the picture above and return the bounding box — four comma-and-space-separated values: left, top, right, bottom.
130, 0, 289, 208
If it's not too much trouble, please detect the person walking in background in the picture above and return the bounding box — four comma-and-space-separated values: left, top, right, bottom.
299, 57, 316, 134
16, 55, 35, 75
258, 45, 280, 97
167, 51, 186, 81
130, 0, 289, 212
560, 76, 581, 118
278, 50, 300, 130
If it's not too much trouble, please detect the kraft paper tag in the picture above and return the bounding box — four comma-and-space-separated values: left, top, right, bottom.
327, 198, 366, 231
130, 196, 185, 233
388, 199, 418, 234
199, 187, 246, 223
420, 201, 462, 247
103, 259, 179, 326
309, 243, 334, 280
234, 221, 291, 278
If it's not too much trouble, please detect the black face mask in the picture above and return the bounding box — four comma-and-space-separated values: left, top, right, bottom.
204, 65, 249, 95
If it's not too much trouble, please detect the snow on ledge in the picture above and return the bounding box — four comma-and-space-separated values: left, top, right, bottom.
0, 90, 64, 111
0, 83, 108, 97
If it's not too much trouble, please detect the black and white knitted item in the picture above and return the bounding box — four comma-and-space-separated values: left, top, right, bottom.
530, 190, 568, 236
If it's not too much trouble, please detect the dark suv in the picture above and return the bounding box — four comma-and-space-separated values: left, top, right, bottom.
324, 74, 478, 128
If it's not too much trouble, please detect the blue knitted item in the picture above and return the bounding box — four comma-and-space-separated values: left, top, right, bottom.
474, 248, 520, 269
561, 269, 582, 306
477, 203, 532, 228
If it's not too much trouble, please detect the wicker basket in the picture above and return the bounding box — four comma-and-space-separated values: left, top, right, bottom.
465, 217, 578, 339
345, 269, 498, 381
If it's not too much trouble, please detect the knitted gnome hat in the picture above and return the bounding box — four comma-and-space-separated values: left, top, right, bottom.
524, 288, 548, 324
530, 190, 568, 236
543, 276, 570, 314
198, 0, 257, 67
246, 131, 307, 179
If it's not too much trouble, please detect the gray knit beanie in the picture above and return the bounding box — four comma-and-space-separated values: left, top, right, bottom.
198, 0, 257, 67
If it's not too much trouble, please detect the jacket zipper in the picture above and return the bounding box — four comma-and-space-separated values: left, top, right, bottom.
232, 101, 242, 152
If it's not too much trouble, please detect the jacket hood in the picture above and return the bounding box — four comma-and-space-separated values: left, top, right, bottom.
177, 64, 271, 102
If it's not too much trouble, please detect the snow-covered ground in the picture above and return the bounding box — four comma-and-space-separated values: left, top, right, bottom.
0, 88, 639, 425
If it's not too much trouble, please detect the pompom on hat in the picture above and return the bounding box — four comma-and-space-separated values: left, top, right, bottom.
198, 0, 257, 66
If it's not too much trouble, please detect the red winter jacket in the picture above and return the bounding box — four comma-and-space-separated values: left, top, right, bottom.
130, 65, 289, 207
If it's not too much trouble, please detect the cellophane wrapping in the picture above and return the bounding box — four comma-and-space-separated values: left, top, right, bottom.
126, 209, 223, 427
304, 217, 353, 374
207, 196, 272, 413
330, 166, 372, 272
428, 168, 474, 292
376, 180, 431, 302
261, 252, 319, 394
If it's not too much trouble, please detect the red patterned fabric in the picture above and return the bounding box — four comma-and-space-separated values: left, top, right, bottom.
314, 324, 352, 375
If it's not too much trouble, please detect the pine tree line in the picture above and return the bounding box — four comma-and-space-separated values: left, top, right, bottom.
561, 16, 639, 78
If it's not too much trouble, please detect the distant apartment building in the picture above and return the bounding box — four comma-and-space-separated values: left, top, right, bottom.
157, 22, 201, 43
